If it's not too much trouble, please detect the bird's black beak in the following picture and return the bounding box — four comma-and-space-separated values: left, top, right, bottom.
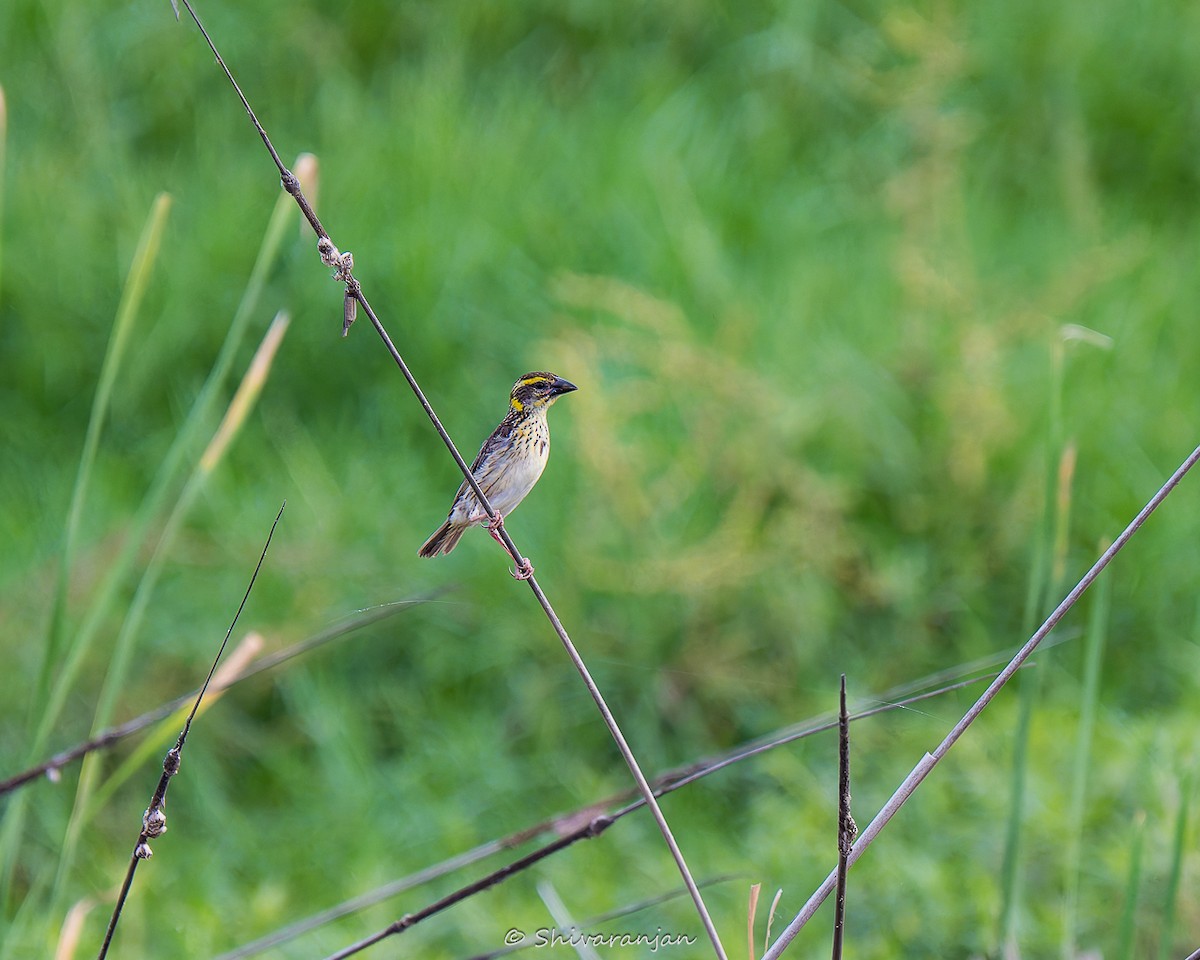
551, 377, 578, 396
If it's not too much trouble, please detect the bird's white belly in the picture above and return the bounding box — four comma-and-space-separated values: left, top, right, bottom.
487, 439, 549, 515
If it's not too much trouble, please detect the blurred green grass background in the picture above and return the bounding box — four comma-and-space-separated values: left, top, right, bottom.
1, 0, 1198, 956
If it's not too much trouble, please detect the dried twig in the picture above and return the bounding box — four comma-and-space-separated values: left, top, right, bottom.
761, 442, 1200, 959
96, 503, 284, 959
169, 2, 725, 954
830, 675, 855, 960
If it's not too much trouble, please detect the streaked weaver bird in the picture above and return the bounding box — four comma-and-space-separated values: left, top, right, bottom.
418, 372, 578, 578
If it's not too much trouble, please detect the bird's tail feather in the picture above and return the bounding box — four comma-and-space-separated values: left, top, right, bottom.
418, 521, 466, 558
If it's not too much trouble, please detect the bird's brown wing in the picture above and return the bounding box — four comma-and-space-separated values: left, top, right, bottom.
448, 416, 515, 507
469, 417, 514, 473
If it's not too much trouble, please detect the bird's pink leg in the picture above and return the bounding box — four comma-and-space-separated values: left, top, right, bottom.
486, 512, 506, 543
487, 513, 534, 580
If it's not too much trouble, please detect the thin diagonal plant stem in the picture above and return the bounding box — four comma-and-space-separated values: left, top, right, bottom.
97, 503, 284, 960
523, 573, 722, 949
761, 441, 1200, 960
172, 3, 727, 955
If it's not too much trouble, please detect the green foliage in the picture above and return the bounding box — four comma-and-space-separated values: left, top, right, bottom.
1, 0, 1198, 957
